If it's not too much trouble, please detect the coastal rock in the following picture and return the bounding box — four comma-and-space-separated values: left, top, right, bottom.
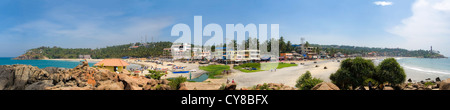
96, 80, 124, 90
25, 80, 54, 90
43, 67, 66, 74
439, 78, 450, 90
0, 64, 173, 90
224, 83, 237, 90
311, 82, 340, 90
0, 65, 51, 90
179, 83, 188, 90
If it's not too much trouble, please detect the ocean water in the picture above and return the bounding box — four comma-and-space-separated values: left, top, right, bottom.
0, 57, 96, 68
374, 58, 450, 82
0, 57, 142, 70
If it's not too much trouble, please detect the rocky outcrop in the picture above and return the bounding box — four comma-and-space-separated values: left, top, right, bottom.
0, 65, 51, 90
0, 64, 172, 90
224, 83, 237, 90
311, 82, 340, 90
439, 78, 450, 90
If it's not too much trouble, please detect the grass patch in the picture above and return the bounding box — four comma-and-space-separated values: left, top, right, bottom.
199, 65, 230, 78
234, 62, 298, 73
276, 63, 298, 69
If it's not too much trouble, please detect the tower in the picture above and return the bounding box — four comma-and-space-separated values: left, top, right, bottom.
431, 46, 433, 53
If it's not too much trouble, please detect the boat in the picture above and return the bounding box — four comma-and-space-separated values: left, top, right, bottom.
172, 71, 190, 74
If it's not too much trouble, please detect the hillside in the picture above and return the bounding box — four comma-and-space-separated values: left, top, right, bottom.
312, 44, 446, 58
14, 40, 446, 60
14, 41, 172, 59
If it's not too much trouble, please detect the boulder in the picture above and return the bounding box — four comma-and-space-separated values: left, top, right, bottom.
0, 64, 173, 90
225, 83, 237, 90
25, 80, 54, 90
311, 82, 340, 90
179, 83, 188, 90
439, 78, 450, 90
96, 80, 124, 90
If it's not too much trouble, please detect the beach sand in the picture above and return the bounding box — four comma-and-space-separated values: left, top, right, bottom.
127, 60, 207, 79
227, 60, 341, 89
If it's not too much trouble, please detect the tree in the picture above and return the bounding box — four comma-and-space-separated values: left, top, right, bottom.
296, 71, 323, 90
373, 58, 406, 87
330, 57, 375, 90
279, 36, 286, 53
286, 41, 293, 52
304, 41, 310, 47
169, 76, 187, 90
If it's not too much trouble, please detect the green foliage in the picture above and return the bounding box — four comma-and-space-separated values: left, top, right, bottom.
363, 78, 379, 87
233, 63, 262, 73
373, 58, 406, 86
199, 65, 230, 78
23, 42, 172, 59
234, 63, 297, 73
296, 71, 323, 90
314, 44, 445, 58
424, 82, 434, 87
276, 63, 298, 69
330, 57, 375, 90
146, 70, 166, 80
168, 76, 187, 90
296, 71, 312, 88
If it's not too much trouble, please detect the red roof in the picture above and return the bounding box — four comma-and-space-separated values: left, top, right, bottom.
94, 59, 130, 66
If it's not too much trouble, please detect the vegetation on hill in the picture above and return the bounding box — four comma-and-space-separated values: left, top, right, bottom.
17, 42, 172, 59
16, 36, 445, 59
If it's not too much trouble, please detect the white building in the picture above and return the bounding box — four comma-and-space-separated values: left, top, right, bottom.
192, 47, 211, 60
171, 43, 191, 60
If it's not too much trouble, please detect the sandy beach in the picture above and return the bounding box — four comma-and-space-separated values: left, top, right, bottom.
227, 60, 341, 89
126, 60, 208, 79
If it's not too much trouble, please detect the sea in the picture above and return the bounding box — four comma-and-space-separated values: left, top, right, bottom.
0, 57, 141, 70
373, 57, 450, 82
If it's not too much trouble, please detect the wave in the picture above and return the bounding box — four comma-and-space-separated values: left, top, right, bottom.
401, 64, 450, 75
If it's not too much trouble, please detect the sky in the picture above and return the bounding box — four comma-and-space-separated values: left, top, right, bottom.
0, 0, 449, 57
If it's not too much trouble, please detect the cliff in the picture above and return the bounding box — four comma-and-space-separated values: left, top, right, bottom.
0, 63, 174, 90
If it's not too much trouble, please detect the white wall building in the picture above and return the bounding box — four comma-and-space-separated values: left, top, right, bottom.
171, 43, 191, 60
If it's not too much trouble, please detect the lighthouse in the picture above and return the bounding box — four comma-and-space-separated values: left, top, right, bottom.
430, 46, 433, 53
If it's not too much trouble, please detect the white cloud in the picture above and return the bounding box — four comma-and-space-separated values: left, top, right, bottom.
374, 1, 393, 6
3, 5, 174, 49
389, 0, 450, 56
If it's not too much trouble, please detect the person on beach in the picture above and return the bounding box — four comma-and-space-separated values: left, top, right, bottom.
232, 79, 235, 83
227, 78, 230, 84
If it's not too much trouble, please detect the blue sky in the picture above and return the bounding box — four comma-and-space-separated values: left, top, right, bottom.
1, 0, 449, 57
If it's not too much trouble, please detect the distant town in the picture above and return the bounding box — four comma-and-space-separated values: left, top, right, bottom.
14, 37, 446, 61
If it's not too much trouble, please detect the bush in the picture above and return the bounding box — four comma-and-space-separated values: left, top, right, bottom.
295, 71, 312, 88
373, 58, 406, 86
330, 57, 375, 90
363, 78, 379, 87
424, 82, 434, 87
296, 71, 323, 90
146, 70, 166, 80
168, 76, 187, 90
